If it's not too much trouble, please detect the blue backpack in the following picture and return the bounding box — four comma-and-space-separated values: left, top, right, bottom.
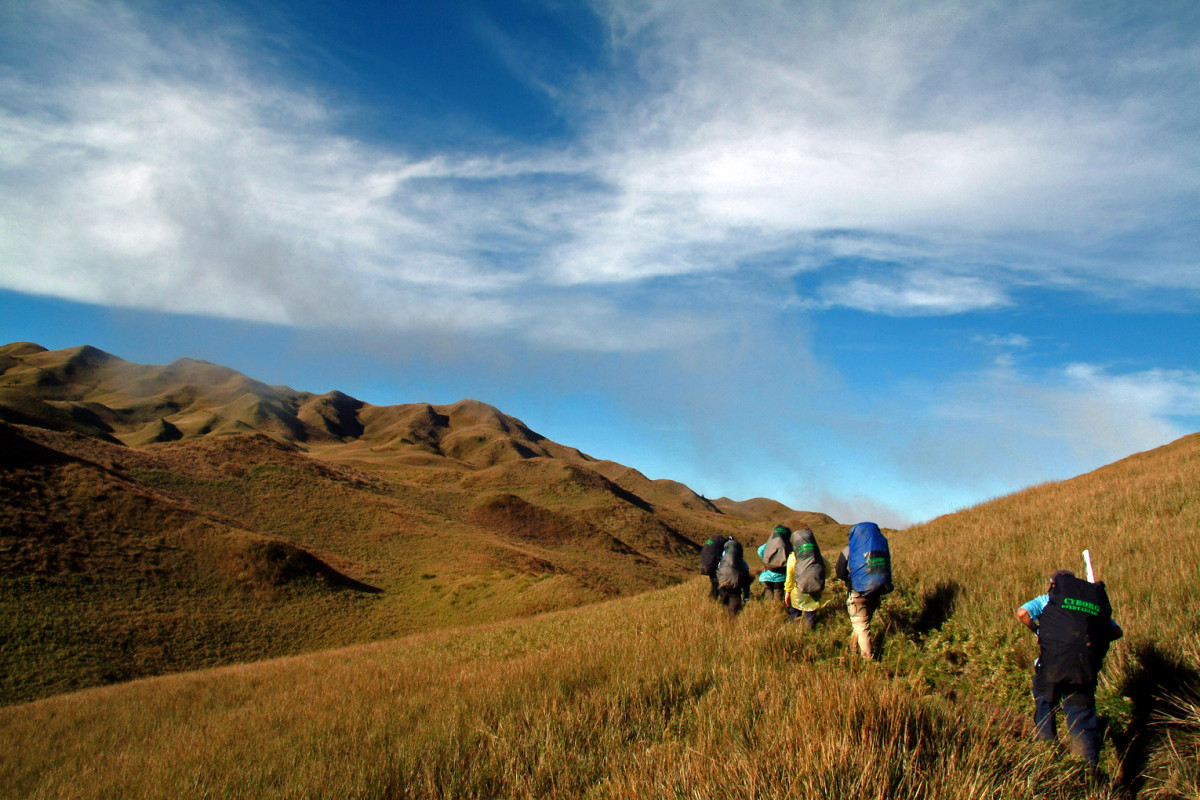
846, 522, 893, 597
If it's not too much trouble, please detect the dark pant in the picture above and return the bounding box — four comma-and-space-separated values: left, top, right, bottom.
788, 607, 818, 629
1032, 667, 1100, 766
707, 574, 720, 600
762, 582, 784, 603
718, 588, 745, 616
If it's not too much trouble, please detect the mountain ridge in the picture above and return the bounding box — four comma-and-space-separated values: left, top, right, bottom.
0, 341, 838, 704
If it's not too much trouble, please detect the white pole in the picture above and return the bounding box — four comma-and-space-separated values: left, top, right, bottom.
1083, 550, 1095, 583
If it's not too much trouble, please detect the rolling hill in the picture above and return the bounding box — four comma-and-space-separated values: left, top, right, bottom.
0, 342, 841, 705
1, 428, 1197, 799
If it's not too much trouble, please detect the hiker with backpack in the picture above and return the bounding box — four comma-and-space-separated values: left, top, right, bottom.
835, 522, 893, 660
784, 528, 826, 629
714, 538, 752, 616
699, 535, 729, 601
1016, 570, 1123, 773
757, 525, 792, 605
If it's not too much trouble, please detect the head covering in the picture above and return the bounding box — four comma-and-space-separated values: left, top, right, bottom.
1049, 569, 1074, 588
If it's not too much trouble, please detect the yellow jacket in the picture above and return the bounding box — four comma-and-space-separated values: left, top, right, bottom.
784, 552, 824, 611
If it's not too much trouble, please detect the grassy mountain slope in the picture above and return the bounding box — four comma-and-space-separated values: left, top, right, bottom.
0, 342, 592, 462
2, 428, 1197, 799
0, 343, 824, 705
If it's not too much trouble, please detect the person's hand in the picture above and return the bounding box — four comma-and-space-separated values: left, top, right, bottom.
785, 592, 791, 606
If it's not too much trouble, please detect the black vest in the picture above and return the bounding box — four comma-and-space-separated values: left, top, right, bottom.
699, 536, 727, 576
1038, 574, 1113, 684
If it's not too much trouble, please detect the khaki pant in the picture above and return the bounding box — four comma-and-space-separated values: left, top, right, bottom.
846, 591, 881, 660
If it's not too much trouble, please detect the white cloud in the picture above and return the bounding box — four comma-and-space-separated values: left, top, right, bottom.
974, 334, 1031, 350
559, 0, 1200, 302
0, 0, 1197, 342
914, 361, 1200, 486
819, 271, 1010, 315
0, 3, 653, 347
747, 359, 1200, 525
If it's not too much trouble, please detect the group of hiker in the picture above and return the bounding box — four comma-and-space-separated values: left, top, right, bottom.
699, 523, 1122, 777
700, 521, 892, 659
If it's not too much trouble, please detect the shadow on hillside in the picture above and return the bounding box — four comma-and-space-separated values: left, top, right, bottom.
328, 573, 384, 594
884, 580, 960, 648
913, 580, 959, 638
0, 421, 80, 469
1113, 642, 1200, 794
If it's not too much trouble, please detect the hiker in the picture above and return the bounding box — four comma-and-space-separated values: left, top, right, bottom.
1016, 570, 1123, 772
757, 525, 791, 605
714, 538, 752, 616
784, 528, 825, 629
699, 535, 728, 601
835, 522, 893, 660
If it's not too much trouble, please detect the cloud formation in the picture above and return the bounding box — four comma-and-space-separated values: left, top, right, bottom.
571, 0, 1200, 300
2, 0, 1197, 342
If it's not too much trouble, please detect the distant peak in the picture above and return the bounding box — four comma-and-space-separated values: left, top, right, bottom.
66, 344, 117, 361
0, 342, 48, 357
169, 357, 220, 367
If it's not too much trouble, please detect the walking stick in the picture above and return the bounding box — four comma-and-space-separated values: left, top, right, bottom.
1083, 550, 1096, 583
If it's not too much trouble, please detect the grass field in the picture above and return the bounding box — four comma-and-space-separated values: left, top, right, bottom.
1, 582, 1119, 800
4, 426, 1198, 800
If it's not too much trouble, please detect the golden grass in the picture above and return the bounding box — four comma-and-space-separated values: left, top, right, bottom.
0, 583, 1113, 800
5, 423, 1197, 797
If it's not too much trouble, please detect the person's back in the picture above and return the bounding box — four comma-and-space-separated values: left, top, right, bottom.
699, 535, 728, 600
757, 525, 791, 605
784, 528, 825, 628
844, 522, 892, 597
1037, 573, 1114, 683
1016, 570, 1122, 775
836, 522, 892, 660
716, 538, 751, 616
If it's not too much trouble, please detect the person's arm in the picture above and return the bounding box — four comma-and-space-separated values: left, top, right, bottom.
1110, 621, 1124, 641
1017, 595, 1048, 633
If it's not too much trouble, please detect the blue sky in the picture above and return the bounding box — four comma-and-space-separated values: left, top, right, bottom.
1, 0, 1197, 527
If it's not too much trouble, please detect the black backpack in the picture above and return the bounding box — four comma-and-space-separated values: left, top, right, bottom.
1038, 574, 1114, 684
699, 536, 728, 576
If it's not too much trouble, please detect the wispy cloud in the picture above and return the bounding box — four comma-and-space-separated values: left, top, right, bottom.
974, 334, 1031, 350
0, 3, 642, 346
1, 0, 1196, 340
914, 361, 1200, 485
818, 271, 1010, 315
564, 0, 1200, 307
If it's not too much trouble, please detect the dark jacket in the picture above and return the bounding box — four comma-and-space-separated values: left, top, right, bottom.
835, 546, 850, 584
